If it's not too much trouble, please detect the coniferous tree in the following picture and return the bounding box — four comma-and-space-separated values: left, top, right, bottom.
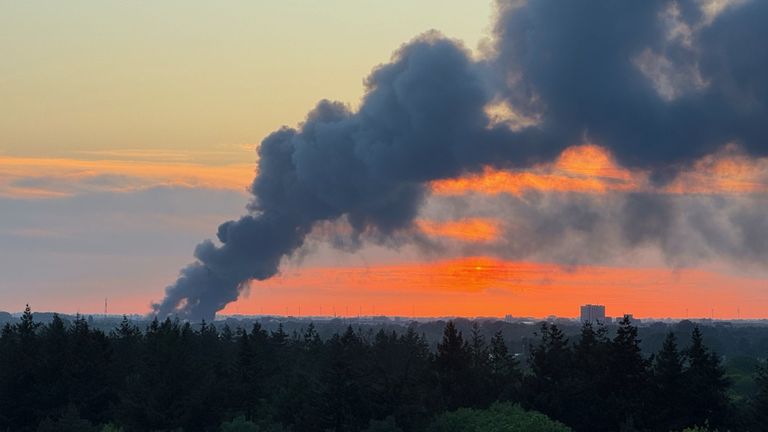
18, 304, 40, 338
383, 326, 434, 431
652, 331, 687, 431
36, 314, 69, 421
435, 321, 473, 411
749, 360, 768, 431
467, 322, 493, 407
110, 316, 142, 391
117, 318, 206, 431
469, 322, 488, 370
685, 326, 731, 428
0, 311, 750, 432
0, 305, 42, 431
276, 323, 326, 431
321, 326, 373, 432
530, 323, 571, 383
524, 323, 572, 423
607, 316, 650, 430
67, 315, 114, 425
566, 322, 612, 432
488, 330, 521, 402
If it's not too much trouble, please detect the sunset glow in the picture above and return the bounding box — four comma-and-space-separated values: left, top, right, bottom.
1, 0, 766, 324
219, 256, 768, 319
416, 218, 502, 242
431, 145, 768, 197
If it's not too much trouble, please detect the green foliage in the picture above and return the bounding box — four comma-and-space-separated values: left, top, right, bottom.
724, 355, 761, 399
219, 416, 260, 432
427, 403, 571, 432
362, 416, 403, 432
35, 405, 97, 432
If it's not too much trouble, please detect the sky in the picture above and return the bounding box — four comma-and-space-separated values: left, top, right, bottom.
1, 0, 766, 319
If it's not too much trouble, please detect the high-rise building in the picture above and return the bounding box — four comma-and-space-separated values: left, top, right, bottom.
580, 304, 606, 324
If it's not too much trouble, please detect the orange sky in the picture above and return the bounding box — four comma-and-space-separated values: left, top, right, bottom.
4, 0, 765, 320
220, 145, 766, 319
3, 145, 767, 318
218, 256, 768, 319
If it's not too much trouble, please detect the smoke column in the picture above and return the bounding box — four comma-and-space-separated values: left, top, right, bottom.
154, 0, 768, 321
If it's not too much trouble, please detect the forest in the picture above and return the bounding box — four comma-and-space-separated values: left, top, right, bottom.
1, 306, 767, 432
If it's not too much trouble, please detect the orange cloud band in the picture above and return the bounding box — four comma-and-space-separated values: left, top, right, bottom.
415, 218, 501, 242
3, 144, 765, 199
0, 156, 254, 198
431, 145, 768, 197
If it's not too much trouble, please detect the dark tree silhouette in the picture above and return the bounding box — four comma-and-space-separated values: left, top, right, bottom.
488, 330, 521, 402
651, 332, 687, 431
750, 360, 768, 431
607, 316, 651, 430
435, 321, 473, 411
524, 323, 572, 423
0, 306, 759, 432
684, 326, 731, 428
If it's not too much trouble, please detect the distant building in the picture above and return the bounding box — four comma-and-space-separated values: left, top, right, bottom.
580, 304, 606, 324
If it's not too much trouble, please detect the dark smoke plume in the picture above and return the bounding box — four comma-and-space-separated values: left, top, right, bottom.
154, 0, 768, 321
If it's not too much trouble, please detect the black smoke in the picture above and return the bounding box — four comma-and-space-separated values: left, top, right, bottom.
492, 0, 768, 175
154, 0, 768, 321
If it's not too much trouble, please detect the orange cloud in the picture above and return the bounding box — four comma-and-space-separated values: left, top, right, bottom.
430, 144, 768, 197
0, 156, 254, 198
5, 144, 766, 200
221, 256, 768, 319
666, 147, 768, 194
416, 218, 501, 242
431, 145, 641, 196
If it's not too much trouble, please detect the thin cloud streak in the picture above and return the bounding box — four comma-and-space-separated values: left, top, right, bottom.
0, 156, 254, 198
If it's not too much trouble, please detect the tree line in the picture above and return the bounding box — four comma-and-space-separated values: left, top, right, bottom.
1, 306, 767, 431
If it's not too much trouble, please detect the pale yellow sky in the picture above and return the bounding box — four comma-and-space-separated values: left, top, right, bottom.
0, 1, 493, 164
